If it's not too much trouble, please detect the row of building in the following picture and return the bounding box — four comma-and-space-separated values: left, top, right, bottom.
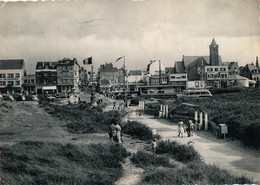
0, 58, 88, 94
1, 39, 259, 96
97, 39, 259, 97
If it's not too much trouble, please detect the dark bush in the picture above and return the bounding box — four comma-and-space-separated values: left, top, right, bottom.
130, 96, 143, 106
122, 121, 154, 141
156, 140, 201, 163
131, 151, 172, 168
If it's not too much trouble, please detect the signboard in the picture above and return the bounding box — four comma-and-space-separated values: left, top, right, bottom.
219, 124, 228, 134
187, 81, 205, 89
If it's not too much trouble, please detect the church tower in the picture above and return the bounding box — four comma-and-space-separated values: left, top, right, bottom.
209, 38, 219, 66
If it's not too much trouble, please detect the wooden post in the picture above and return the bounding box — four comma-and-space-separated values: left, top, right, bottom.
199, 112, 203, 130
204, 112, 208, 130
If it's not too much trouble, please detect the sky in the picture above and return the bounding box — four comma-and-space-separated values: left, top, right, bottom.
0, 0, 259, 74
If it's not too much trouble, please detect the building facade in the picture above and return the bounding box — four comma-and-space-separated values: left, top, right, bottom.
35, 61, 58, 94
98, 63, 125, 88
0, 59, 25, 94
203, 66, 228, 88
23, 75, 36, 94
57, 58, 80, 93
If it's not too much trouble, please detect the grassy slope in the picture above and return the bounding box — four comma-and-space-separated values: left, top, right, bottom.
1, 141, 129, 185
169, 88, 260, 147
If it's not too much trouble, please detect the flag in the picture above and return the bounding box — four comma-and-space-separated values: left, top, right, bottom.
115, 56, 124, 62
83, 57, 92, 65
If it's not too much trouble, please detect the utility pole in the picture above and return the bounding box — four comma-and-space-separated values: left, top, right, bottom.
123, 56, 127, 107
159, 60, 162, 85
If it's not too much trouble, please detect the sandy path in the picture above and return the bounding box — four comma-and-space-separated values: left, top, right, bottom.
128, 108, 260, 183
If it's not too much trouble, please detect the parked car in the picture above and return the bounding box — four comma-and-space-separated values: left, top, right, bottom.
2, 94, 14, 101
25, 95, 38, 101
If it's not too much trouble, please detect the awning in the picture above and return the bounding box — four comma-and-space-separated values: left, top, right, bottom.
42, 86, 57, 90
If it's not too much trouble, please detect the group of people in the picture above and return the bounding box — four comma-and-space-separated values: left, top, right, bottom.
108, 120, 123, 144
178, 119, 197, 138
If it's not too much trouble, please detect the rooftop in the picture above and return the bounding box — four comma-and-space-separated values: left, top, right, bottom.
0, 59, 24, 70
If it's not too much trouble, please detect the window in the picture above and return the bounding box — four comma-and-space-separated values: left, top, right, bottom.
220, 68, 226, 71
15, 81, 20, 85
7, 73, 14, 78
171, 76, 176, 79
215, 68, 219, 71
0, 74, 6, 78
8, 81, 14, 85
208, 74, 214, 78
15, 73, 20, 78
24, 79, 28, 83
31, 79, 34, 83
0, 81, 6, 85
207, 68, 213, 72
181, 76, 186, 79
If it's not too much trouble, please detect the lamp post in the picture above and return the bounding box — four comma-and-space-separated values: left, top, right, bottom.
91, 64, 95, 104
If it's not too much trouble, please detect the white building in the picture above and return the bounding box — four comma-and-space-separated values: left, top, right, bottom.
0, 59, 25, 94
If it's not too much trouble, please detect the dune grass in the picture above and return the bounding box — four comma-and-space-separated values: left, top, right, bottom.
130, 150, 174, 168
141, 162, 253, 185
0, 141, 129, 185
134, 140, 253, 184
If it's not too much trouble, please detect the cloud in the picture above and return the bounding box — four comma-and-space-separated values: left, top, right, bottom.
0, 0, 259, 73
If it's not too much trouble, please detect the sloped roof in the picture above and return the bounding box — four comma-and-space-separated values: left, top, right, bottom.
165, 67, 175, 74
246, 64, 257, 71
175, 61, 185, 73
183, 56, 222, 68
0, 59, 24, 70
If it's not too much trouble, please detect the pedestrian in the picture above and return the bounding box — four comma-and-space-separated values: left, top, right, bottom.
113, 102, 116, 110
151, 138, 157, 154
108, 122, 116, 141
186, 119, 193, 137
178, 119, 184, 138
115, 123, 123, 144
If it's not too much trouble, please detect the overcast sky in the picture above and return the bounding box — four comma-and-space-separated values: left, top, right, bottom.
0, 0, 259, 74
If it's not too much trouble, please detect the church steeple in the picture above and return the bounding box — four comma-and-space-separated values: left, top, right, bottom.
209, 38, 219, 66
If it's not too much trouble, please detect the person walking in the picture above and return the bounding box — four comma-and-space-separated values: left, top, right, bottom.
113, 102, 116, 110
151, 138, 157, 154
115, 123, 123, 144
108, 122, 116, 142
178, 119, 184, 138
186, 119, 193, 137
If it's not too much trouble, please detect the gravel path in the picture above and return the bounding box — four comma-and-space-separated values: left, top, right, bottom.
128, 108, 260, 183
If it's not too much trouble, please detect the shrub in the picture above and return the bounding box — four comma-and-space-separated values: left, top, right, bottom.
130, 96, 143, 106
122, 121, 156, 141
141, 162, 253, 185
156, 140, 201, 163
0, 141, 129, 185
131, 151, 173, 168
172, 89, 260, 147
